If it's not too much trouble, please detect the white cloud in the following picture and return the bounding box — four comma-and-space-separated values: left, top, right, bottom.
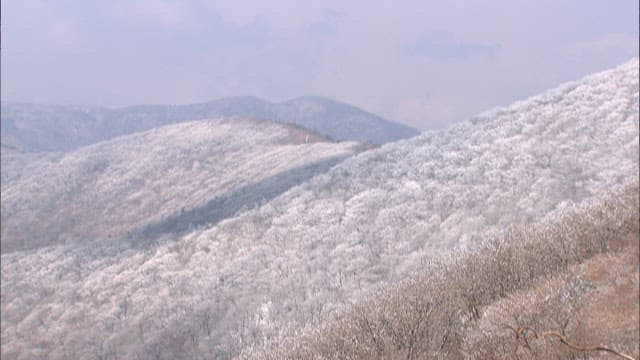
124, 1, 205, 31
568, 33, 640, 61
405, 31, 502, 61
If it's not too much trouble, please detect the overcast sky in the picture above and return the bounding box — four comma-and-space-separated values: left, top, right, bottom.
1, 1, 638, 130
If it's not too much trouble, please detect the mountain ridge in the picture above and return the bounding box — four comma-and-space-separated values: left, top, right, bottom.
0, 96, 419, 152
0, 117, 360, 253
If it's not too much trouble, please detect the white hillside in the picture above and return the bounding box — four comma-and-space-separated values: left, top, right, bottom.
0, 144, 58, 186
1, 59, 638, 359
0, 118, 359, 253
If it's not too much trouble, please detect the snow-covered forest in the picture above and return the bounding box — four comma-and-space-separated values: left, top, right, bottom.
1, 59, 638, 359
1, 118, 359, 253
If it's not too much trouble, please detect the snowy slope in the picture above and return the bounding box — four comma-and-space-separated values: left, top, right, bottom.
0, 118, 359, 253
1, 59, 638, 359
0, 143, 58, 186
0, 96, 419, 152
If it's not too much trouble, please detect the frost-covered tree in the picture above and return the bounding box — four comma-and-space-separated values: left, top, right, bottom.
1, 59, 638, 359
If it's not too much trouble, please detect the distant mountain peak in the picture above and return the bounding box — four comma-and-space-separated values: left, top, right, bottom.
1, 96, 419, 152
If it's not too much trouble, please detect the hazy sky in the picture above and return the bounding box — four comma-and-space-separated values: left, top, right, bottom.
1, 1, 638, 129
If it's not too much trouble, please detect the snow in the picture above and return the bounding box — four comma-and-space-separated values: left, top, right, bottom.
1, 59, 638, 359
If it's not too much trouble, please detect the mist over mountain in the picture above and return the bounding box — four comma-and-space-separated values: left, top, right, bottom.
0, 118, 360, 253
1, 60, 637, 359
0, 96, 419, 153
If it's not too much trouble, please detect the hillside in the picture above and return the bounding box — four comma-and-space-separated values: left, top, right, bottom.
1, 59, 638, 359
0, 118, 360, 253
0, 143, 58, 186
243, 180, 639, 359
0, 96, 419, 152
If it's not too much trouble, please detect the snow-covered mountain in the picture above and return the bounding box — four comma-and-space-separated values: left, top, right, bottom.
0, 143, 57, 185
0, 96, 419, 152
1, 59, 638, 359
0, 118, 360, 253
